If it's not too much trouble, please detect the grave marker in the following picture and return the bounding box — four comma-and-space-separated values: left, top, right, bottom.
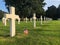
33, 13, 36, 28
4, 6, 20, 37
2, 17, 6, 26
30, 18, 32, 22
44, 16, 46, 23
25, 17, 28, 23
40, 15, 43, 25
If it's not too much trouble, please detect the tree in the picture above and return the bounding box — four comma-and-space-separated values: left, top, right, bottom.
46, 5, 57, 20
0, 10, 4, 19
4, 0, 45, 18
56, 5, 60, 18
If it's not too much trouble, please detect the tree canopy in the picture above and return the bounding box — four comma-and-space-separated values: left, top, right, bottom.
56, 5, 60, 18
4, 0, 45, 18
46, 5, 60, 20
0, 10, 4, 19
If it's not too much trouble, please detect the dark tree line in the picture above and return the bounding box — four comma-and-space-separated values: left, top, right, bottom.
1, 0, 60, 20
0, 10, 4, 19
46, 5, 60, 20
4, 0, 46, 18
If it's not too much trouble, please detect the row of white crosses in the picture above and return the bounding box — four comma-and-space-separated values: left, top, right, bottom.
25, 17, 32, 23
25, 15, 44, 26
2, 6, 45, 37
4, 6, 20, 37
19, 14, 44, 25
33, 13, 44, 28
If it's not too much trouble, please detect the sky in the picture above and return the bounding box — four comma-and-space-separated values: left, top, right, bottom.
44, 0, 60, 10
0, 0, 60, 12
0, 0, 8, 12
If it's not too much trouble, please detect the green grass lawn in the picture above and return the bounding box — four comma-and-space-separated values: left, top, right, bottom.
0, 20, 60, 45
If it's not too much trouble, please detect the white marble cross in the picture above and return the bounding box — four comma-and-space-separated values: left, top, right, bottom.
25, 17, 28, 23
18, 17, 20, 24
30, 18, 32, 22
40, 15, 43, 25
33, 13, 36, 28
4, 6, 20, 37
16, 15, 20, 24
2, 17, 6, 26
44, 16, 46, 23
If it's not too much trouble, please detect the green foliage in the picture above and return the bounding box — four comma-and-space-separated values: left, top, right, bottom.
0, 20, 60, 45
46, 5, 57, 20
56, 5, 60, 18
4, 0, 46, 18
0, 10, 4, 19
46, 5, 60, 20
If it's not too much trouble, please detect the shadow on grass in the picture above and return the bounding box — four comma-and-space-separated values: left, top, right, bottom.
28, 29, 60, 37
0, 34, 10, 37
29, 28, 60, 32
40, 33, 60, 37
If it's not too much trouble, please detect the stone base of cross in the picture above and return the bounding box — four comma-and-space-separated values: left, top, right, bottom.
4, 6, 20, 37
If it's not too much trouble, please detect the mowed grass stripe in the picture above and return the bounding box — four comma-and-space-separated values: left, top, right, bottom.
0, 20, 60, 45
